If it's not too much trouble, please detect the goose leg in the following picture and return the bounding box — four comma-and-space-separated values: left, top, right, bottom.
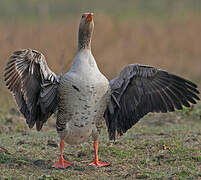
89, 140, 110, 167
52, 139, 72, 168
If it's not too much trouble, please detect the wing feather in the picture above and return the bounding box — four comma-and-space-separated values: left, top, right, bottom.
104, 64, 200, 140
4, 49, 60, 130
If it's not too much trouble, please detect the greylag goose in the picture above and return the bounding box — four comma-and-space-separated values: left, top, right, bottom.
4, 13, 200, 168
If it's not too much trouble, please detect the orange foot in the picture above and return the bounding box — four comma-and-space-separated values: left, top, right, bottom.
89, 160, 110, 167
52, 158, 72, 168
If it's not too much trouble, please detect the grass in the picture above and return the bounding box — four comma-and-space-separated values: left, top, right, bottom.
0, 0, 201, 23
0, 15, 201, 109
0, 105, 201, 179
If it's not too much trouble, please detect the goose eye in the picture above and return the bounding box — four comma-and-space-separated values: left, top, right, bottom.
82, 15, 85, 18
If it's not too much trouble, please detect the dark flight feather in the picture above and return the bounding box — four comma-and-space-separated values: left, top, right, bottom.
4, 49, 60, 130
104, 64, 200, 140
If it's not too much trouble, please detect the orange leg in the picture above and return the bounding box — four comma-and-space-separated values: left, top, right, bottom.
89, 141, 110, 167
52, 140, 72, 168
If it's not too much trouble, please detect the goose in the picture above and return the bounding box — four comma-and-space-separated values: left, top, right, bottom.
4, 13, 200, 168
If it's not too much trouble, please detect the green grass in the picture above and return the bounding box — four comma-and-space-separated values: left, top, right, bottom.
0, 104, 201, 179
0, 0, 201, 23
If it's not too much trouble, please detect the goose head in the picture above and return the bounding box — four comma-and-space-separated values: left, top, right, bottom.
78, 13, 94, 50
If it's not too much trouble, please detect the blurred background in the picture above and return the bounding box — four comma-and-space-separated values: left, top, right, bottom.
0, 0, 201, 109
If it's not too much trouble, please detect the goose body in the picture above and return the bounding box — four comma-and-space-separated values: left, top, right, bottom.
57, 49, 110, 145
4, 13, 200, 168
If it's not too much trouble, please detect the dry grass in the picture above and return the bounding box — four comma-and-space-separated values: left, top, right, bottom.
1, 15, 201, 108
0, 15, 201, 78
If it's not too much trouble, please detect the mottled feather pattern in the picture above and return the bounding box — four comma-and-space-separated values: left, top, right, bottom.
104, 64, 200, 140
4, 49, 59, 130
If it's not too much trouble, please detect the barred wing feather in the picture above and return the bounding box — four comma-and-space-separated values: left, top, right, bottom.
4, 49, 59, 130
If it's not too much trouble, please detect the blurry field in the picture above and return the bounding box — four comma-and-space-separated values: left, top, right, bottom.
0, 15, 201, 107
0, 1, 201, 179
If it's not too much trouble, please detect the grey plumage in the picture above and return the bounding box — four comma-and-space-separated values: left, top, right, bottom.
104, 64, 200, 140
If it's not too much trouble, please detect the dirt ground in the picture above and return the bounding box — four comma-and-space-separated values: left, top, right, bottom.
0, 104, 200, 179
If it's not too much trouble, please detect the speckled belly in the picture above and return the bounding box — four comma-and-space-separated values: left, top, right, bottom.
57, 75, 110, 145
61, 122, 94, 145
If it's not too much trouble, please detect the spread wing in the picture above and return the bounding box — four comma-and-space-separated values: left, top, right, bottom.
104, 64, 200, 140
4, 49, 60, 130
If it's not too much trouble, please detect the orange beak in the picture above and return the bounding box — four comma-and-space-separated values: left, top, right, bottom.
85, 13, 93, 22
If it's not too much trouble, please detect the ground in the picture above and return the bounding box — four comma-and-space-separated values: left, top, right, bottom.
0, 104, 200, 179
